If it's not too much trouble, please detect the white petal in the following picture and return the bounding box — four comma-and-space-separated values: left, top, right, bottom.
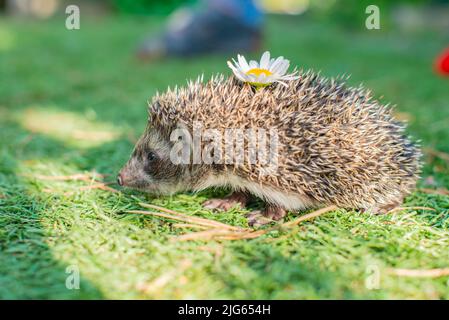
227, 61, 247, 82
269, 56, 284, 73
230, 61, 245, 76
258, 73, 267, 83
232, 58, 240, 67
237, 55, 250, 72
271, 76, 283, 83
227, 60, 236, 71
249, 60, 258, 69
259, 51, 270, 69
273, 61, 284, 75
261, 74, 275, 84
238, 69, 251, 81
277, 60, 290, 75
247, 73, 258, 83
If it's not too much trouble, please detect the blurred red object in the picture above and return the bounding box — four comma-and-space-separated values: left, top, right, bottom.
435, 47, 449, 76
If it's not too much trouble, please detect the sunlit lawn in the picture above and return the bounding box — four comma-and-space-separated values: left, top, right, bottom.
1, 14, 449, 299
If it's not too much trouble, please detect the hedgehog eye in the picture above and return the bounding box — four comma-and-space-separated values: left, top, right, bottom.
147, 151, 157, 162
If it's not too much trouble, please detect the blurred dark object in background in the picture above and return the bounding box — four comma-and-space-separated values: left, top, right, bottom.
136, 0, 263, 60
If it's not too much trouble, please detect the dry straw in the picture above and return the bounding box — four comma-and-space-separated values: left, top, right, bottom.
126, 203, 338, 241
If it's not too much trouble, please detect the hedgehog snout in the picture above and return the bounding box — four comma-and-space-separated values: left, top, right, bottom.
117, 171, 125, 186
117, 172, 124, 186
117, 167, 133, 187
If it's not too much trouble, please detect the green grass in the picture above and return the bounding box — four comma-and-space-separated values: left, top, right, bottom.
1, 14, 449, 299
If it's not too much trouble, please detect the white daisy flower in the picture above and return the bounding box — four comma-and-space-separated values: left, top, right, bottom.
227, 51, 299, 87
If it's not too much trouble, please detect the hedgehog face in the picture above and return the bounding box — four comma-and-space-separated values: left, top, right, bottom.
117, 127, 188, 195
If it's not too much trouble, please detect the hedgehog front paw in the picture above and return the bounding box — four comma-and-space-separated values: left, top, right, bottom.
203, 191, 249, 211
203, 199, 238, 211
246, 206, 287, 227
246, 211, 273, 227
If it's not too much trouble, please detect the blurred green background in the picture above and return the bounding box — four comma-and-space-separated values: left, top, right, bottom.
1, 0, 449, 299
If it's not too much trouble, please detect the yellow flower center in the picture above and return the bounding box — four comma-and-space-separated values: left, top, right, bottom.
246, 68, 272, 76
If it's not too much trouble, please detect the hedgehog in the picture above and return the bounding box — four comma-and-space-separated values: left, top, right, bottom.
117, 72, 421, 226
